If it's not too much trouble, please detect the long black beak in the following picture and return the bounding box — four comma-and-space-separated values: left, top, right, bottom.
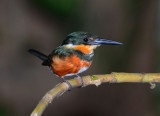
90, 38, 123, 45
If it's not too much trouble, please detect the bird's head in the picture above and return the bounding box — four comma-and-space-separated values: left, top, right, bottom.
62, 31, 122, 54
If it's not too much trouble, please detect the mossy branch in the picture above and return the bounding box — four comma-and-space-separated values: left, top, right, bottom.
30, 72, 160, 116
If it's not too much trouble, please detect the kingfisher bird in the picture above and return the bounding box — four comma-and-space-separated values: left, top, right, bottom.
29, 31, 122, 89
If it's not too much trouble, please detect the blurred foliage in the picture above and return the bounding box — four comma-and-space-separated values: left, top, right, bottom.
154, 84, 160, 116
0, 105, 13, 116
154, 0, 160, 115
105, 0, 147, 73
33, 0, 79, 18
32, 0, 84, 35
123, 0, 145, 17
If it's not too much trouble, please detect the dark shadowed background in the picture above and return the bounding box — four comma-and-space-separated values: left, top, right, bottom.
0, 0, 160, 116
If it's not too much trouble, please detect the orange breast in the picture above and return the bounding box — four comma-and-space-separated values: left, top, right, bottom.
50, 54, 91, 77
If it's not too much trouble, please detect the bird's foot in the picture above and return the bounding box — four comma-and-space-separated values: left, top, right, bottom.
76, 75, 84, 88
62, 77, 72, 91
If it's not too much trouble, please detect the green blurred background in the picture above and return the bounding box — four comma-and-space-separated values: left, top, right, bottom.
0, 0, 160, 116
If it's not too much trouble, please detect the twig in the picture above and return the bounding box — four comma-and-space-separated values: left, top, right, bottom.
30, 72, 160, 116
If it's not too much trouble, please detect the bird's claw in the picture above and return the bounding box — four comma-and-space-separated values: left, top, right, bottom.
65, 81, 72, 91
76, 75, 84, 88
62, 77, 72, 91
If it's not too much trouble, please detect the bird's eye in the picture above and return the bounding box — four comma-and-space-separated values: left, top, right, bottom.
83, 38, 88, 42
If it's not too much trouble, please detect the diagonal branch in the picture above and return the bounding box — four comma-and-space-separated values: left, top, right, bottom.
30, 72, 160, 116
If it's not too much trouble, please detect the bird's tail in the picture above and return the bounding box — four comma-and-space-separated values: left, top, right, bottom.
28, 49, 50, 66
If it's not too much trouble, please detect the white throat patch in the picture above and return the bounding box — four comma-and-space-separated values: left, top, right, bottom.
64, 44, 74, 48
